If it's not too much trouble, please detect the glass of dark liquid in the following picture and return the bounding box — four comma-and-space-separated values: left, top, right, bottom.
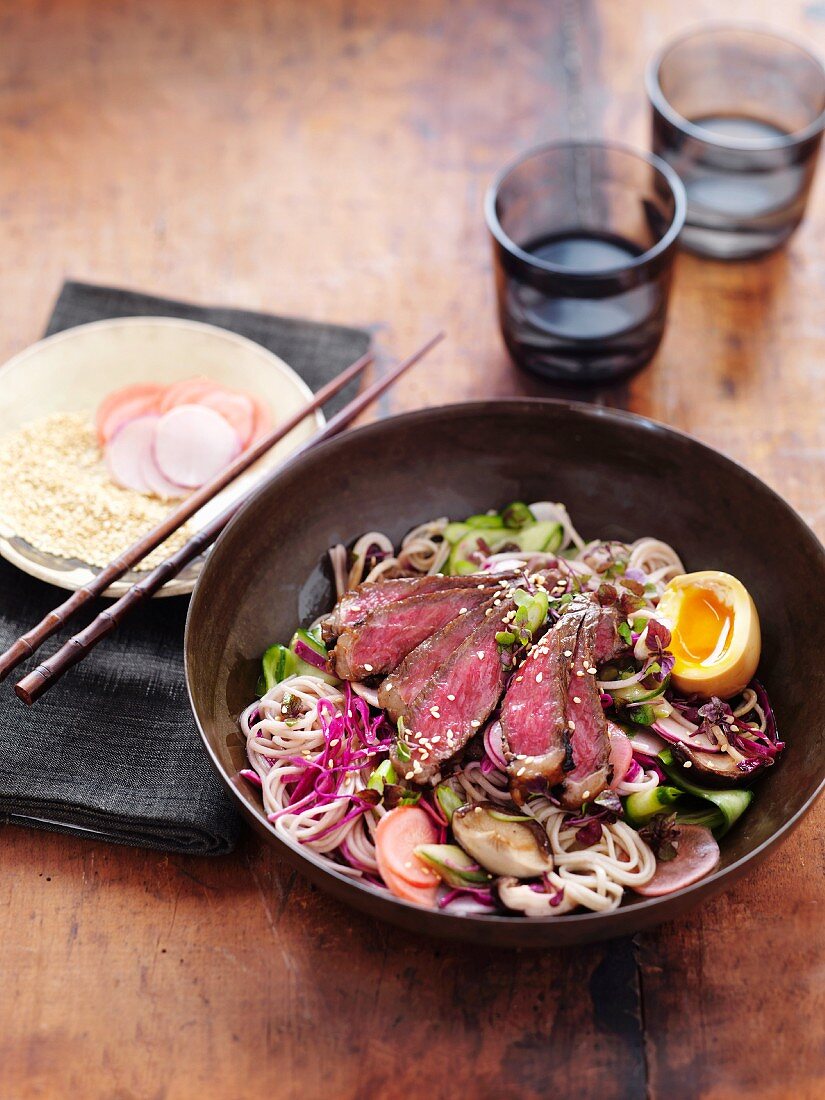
647, 24, 825, 260
485, 141, 685, 383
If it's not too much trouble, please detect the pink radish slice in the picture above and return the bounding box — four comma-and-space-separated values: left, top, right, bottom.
634, 825, 720, 897
607, 722, 634, 788
105, 415, 158, 494
249, 396, 272, 441
100, 390, 163, 445
153, 404, 241, 488
158, 377, 218, 414
140, 445, 188, 500
96, 383, 163, 444
197, 389, 256, 447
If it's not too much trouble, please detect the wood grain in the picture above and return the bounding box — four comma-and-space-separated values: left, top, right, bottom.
0, 1, 822, 1097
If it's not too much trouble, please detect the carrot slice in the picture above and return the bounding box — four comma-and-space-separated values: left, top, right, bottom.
198, 389, 256, 447
157, 376, 220, 414
378, 862, 439, 908
95, 383, 164, 444
375, 805, 439, 890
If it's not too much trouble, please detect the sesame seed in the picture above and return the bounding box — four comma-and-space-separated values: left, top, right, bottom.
563, 650, 573, 658
573, 696, 581, 704
430, 706, 440, 718
568, 720, 576, 730
470, 719, 481, 728
517, 767, 526, 777
447, 694, 455, 701
576, 670, 585, 677
477, 651, 485, 659
477, 584, 485, 589
587, 666, 598, 675
516, 676, 523, 682
474, 806, 483, 813
459, 607, 468, 614
405, 771, 414, 780
536, 672, 543, 683
684, 761, 693, 768
582, 790, 590, 799
363, 663, 373, 672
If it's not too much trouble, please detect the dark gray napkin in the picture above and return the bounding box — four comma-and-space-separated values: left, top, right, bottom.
0, 281, 371, 853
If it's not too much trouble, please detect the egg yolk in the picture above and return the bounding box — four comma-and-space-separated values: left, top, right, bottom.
670, 587, 734, 668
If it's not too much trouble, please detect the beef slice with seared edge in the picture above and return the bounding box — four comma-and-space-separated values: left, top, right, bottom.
321, 571, 519, 643
379, 597, 498, 721
390, 597, 517, 784
331, 585, 497, 681
500, 605, 587, 804
559, 604, 612, 808
592, 603, 630, 664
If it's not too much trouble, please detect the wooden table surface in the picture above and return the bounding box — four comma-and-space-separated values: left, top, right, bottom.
1, 1, 823, 1097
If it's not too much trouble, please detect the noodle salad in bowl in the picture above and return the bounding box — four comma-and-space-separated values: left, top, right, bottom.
238, 501, 782, 918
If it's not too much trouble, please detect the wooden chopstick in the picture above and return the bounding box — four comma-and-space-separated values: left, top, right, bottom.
0, 348, 377, 683
14, 331, 444, 705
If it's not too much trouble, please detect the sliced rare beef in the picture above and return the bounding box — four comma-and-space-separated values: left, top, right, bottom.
592, 603, 630, 665
330, 585, 496, 680
500, 605, 587, 803
559, 604, 612, 808
379, 597, 497, 721
321, 571, 519, 642
389, 597, 517, 784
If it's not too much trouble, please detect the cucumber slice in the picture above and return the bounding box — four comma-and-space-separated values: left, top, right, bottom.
259, 644, 298, 694
290, 628, 326, 660
446, 528, 505, 575
443, 522, 471, 544
446, 520, 563, 574
658, 749, 754, 837
465, 512, 504, 529
414, 843, 492, 888
518, 521, 564, 553
501, 501, 535, 530
613, 680, 668, 705
623, 785, 682, 827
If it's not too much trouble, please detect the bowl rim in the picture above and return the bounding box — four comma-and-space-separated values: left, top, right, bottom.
185, 397, 825, 929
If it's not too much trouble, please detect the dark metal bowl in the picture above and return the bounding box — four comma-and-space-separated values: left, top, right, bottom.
184, 400, 825, 946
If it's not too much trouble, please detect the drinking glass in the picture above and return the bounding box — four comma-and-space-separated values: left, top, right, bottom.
647, 24, 825, 259
485, 141, 685, 383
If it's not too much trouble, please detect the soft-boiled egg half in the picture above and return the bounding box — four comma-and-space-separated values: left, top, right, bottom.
656, 570, 761, 699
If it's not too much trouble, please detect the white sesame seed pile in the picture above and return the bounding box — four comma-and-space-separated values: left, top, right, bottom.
0, 411, 193, 570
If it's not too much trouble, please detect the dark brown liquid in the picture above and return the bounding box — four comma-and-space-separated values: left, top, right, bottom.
499, 230, 666, 381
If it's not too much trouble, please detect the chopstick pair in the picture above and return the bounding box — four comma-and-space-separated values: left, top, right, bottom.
3, 331, 445, 705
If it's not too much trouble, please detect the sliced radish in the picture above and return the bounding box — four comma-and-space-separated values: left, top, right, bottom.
153, 404, 241, 488
140, 445, 188, 500
634, 825, 720, 897
105, 415, 158, 493
158, 376, 219, 414
197, 389, 256, 447
607, 722, 634, 788
96, 383, 163, 444
248, 395, 272, 442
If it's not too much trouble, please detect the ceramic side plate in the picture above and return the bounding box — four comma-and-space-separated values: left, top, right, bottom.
0, 317, 323, 597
